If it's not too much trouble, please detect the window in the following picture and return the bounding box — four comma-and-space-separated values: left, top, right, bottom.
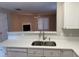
38, 17, 49, 31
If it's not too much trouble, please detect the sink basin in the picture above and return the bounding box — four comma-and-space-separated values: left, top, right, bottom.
32, 41, 56, 46
43, 41, 56, 46
32, 41, 43, 46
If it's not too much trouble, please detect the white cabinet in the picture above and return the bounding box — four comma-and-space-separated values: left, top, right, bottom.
28, 48, 43, 57
44, 49, 61, 57
6, 48, 27, 57
64, 2, 79, 29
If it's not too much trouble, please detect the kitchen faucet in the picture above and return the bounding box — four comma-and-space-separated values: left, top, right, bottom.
39, 21, 47, 40
39, 30, 47, 40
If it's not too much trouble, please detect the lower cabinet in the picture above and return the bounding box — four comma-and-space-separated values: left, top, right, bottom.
7, 51, 27, 57
6, 48, 78, 57
6, 48, 28, 57
28, 48, 43, 57
44, 49, 61, 57
60, 49, 78, 57
60, 49, 73, 57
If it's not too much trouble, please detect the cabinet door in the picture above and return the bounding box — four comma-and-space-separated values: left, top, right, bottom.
6, 48, 27, 57
28, 48, 43, 57
44, 49, 61, 57
7, 51, 27, 57
61, 49, 73, 57
64, 2, 79, 29
7, 48, 27, 52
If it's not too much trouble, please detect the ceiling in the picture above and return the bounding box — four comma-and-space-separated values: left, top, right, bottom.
0, 2, 56, 13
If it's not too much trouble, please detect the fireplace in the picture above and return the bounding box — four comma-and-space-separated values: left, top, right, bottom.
22, 24, 31, 31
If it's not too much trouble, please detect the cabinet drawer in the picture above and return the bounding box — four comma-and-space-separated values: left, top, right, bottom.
7, 48, 27, 52
28, 48, 43, 54
44, 49, 61, 57
7, 51, 27, 57
28, 48, 43, 57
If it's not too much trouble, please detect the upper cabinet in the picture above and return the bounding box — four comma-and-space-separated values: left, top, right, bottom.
64, 2, 79, 29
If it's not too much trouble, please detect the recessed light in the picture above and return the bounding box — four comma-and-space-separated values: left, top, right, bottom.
15, 8, 22, 11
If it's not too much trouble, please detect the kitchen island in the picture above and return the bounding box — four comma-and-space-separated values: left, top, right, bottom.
0, 38, 79, 57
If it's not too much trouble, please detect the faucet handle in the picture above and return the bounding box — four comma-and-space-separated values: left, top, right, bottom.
43, 36, 47, 40
49, 37, 50, 41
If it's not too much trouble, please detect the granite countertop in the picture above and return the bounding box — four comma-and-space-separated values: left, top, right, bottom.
0, 38, 79, 56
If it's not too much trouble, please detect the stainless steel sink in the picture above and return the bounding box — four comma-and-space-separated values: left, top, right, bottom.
32, 41, 56, 46
43, 41, 56, 46
32, 41, 43, 46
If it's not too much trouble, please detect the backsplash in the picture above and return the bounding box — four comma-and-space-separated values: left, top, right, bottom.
7, 31, 79, 41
